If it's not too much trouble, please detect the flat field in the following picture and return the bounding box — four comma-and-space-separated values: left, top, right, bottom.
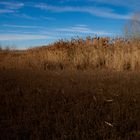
0, 69, 140, 140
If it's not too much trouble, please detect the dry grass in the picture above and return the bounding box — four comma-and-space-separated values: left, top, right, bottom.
0, 37, 140, 139
0, 69, 140, 140
0, 37, 140, 71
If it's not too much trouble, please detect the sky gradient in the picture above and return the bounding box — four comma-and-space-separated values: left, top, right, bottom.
0, 0, 139, 49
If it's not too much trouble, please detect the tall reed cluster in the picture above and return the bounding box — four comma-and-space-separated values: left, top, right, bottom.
0, 37, 140, 71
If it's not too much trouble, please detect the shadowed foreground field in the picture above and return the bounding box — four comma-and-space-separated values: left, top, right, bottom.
0, 69, 140, 140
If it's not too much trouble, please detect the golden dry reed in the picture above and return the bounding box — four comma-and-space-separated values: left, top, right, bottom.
0, 37, 140, 71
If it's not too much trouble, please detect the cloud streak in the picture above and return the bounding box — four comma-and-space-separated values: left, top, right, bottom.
0, 34, 48, 41
0, 9, 14, 14
55, 25, 113, 35
0, 1, 24, 15
3, 24, 46, 29
35, 3, 131, 20
89, 0, 140, 10
0, 1, 24, 9
60, 0, 140, 10
13, 14, 37, 20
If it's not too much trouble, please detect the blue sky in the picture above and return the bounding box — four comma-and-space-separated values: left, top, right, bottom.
0, 0, 139, 49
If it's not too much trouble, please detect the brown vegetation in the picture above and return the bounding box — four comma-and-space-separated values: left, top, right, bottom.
0, 69, 140, 140
0, 37, 140, 140
0, 37, 140, 71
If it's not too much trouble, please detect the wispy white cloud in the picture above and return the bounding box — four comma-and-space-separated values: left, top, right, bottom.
35, 3, 131, 20
1, 24, 112, 40
0, 34, 48, 41
75, 24, 88, 27
55, 25, 113, 35
89, 0, 140, 10
40, 16, 55, 20
0, 1, 24, 15
0, 9, 14, 14
34, 24, 112, 36
13, 14, 37, 20
60, 0, 140, 10
3, 24, 45, 29
0, 1, 24, 10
